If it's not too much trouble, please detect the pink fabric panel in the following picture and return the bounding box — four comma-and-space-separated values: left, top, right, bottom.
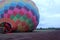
4, 14, 8, 18
26, 10, 33, 18
19, 8, 27, 16
8, 10, 13, 15
13, 8, 20, 13
32, 16, 36, 22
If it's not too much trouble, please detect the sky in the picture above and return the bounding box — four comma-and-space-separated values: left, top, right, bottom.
32, 0, 60, 28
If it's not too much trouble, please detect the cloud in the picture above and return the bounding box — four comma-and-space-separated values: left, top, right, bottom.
0, 0, 2, 1
32, 0, 60, 28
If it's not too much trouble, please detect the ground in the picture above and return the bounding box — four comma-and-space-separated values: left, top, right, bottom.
0, 30, 60, 40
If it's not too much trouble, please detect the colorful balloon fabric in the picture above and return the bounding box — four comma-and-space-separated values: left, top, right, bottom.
0, 0, 39, 33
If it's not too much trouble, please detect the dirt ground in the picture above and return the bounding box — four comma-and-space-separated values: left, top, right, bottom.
0, 30, 60, 40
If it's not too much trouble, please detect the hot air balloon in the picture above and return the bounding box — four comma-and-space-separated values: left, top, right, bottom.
0, 0, 39, 33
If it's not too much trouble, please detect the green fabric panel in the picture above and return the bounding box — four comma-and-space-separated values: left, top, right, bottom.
28, 19, 32, 24
12, 14, 21, 21
29, 23, 34, 30
19, 15, 28, 22
26, 19, 32, 24
10, 15, 15, 19
22, 15, 27, 20
19, 16, 24, 22
13, 17, 18, 21
0, 23, 4, 27
16, 14, 21, 18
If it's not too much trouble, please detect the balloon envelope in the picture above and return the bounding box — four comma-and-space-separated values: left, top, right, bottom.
0, 0, 39, 33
